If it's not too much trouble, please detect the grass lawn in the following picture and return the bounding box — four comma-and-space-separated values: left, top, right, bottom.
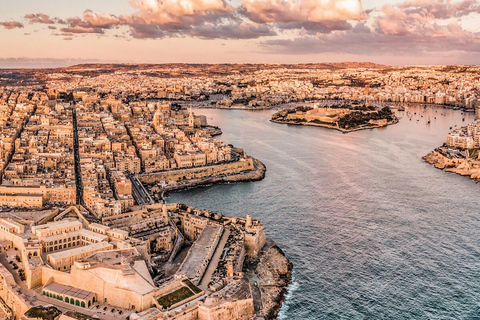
183, 279, 202, 294
24, 306, 62, 320
157, 287, 195, 309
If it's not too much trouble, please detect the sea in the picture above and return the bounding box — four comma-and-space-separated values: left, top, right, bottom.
167, 105, 480, 319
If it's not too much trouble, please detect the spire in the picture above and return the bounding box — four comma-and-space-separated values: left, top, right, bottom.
188, 107, 194, 128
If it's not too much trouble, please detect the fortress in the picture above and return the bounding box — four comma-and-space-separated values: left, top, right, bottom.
0, 203, 288, 320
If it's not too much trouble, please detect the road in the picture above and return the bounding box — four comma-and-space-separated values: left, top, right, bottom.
72, 103, 83, 205
129, 175, 153, 206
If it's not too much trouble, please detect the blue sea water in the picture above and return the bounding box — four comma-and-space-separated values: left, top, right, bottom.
168, 106, 480, 319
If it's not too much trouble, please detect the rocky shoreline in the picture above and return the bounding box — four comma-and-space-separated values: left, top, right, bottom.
271, 118, 399, 133
247, 240, 293, 320
423, 150, 480, 182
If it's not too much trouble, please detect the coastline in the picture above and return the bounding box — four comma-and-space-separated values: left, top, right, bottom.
270, 118, 399, 133
423, 150, 480, 182
152, 159, 294, 319
248, 240, 293, 320
145, 157, 266, 198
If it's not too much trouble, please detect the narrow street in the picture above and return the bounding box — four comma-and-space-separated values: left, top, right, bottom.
72, 103, 83, 205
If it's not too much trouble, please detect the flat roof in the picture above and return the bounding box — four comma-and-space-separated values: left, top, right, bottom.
44, 282, 95, 301
0, 220, 18, 230
34, 220, 82, 234
78, 229, 109, 241
88, 223, 110, 231
48, 242, 112, 260
41, 232, 80, 243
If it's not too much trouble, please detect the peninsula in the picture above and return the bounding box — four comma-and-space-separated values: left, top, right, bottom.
271, 103, 398, 133
0, 204, 292, 320
424, 119, 480, 182
0, 86, 289, 320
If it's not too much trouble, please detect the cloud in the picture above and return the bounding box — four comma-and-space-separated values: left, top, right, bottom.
262, 1, 480, 58
25, 13, 55, 24
60, 10, 123, 34
240, 0, 365, 23
190, 21, 276, 39
397, 0, 480, 19
6, 0, 480, 63
0, 21, 24, 29
128, 0, 234, 25
277, 20, 353, 35
373, 1, 480, 37
124, 0, 236, 37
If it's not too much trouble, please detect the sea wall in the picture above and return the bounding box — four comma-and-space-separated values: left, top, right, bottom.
140, 158, 266, 191
423, 150, 480, 181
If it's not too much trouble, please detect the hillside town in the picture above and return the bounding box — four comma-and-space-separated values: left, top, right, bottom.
2, 64, 479, 110
0, 91, 255, 215
424, 110, 480, 182
0, 63, 479, 320
0, 83, 288, 320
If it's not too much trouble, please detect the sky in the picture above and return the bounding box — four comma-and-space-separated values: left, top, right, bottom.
0, 0, 479, 67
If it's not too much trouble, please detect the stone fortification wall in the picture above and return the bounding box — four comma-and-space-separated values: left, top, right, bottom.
198, 298, 254, 320
139, 159, 255, 184
0, 264, 31, 319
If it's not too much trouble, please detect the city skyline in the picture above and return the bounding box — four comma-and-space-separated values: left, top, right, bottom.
1, 0, 480, 67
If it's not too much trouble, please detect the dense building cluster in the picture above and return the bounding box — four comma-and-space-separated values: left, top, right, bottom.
6, 64, 479, 110
0, 203, 276, 320
446, 118, 480, 149
0, 88, 239, 218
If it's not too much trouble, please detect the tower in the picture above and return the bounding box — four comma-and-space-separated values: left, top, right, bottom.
246, 214, 252, 229
227, 260, 234, 278
162, 204, 169, 225
188, 107, 195, 128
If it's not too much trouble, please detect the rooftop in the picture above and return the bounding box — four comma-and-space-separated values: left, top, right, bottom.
44, 282, 95, 301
